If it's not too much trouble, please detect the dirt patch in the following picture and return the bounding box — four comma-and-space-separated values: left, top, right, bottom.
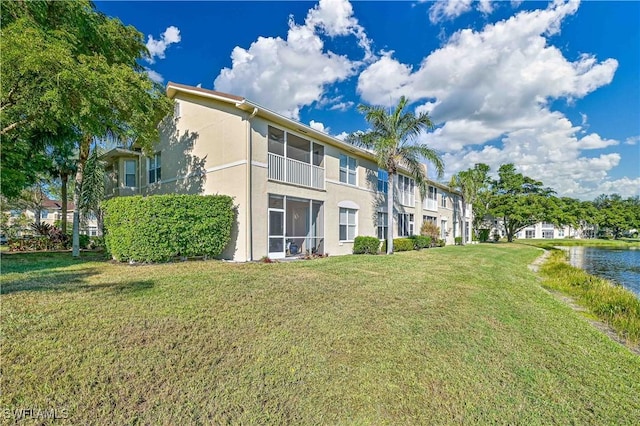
529, 250, 639, 356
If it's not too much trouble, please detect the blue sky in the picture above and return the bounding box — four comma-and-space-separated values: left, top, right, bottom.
96, 0, 639, 199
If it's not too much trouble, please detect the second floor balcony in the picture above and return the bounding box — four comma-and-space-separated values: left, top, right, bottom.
268, 153, 325, 190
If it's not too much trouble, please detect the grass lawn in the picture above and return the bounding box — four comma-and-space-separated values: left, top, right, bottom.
1, 245, 639, 424
515, 238, 640, 250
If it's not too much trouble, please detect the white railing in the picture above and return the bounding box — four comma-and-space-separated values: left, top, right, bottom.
268, 152, 324, 190
423, 198, 438, 211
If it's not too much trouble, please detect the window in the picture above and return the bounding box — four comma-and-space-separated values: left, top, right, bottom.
441, 193, 447, 208
41, 209, 49, 219
10, 210, 20, 217
124, 160, 136, 187
441, 220, 447, 239
377, 169, 388, 194
174, 101, 181, 118
339, 208, 357, 241
423, 215, 437, 224
340, 154, 357, 185
558, 229, 565, 237
148, 153, 161, 184
398, 213, 414, 237
542, 230, 554, 239
424, 186, 437, 210
377, 212, 388, 240
525, 230, 535, 239
398, 175, 415, 206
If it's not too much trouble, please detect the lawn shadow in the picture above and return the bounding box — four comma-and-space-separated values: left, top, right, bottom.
0, 251, 108, 274
1, 267, 155, 295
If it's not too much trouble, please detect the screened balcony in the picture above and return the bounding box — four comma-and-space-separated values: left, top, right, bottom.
267, 126, 325, 190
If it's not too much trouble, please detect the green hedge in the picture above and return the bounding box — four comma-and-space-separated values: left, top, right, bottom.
103, 194, 235, 262
381, 238, 415, 253
409, 235, 431, 250
353, 236, 381, 254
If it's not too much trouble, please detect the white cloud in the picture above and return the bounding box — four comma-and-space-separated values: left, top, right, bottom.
357, 0, 625, 199
478, 0, 494, 15
334, 131, 349, 141
624, 136, 639, 146
145, 68, 164, 84
214, 0, 371, 120
309, 120, 330, 133
146, 26, 181, 64
429, 0, 474, 24
329, 101, 354, 111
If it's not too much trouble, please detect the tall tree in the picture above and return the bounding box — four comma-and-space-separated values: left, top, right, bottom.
79, 145, 106, 234
347, 96, 444, 254
2, 1, 173, 256
593, 194, 636, 239
489, 164, 556, 242
449, 163, 491, 244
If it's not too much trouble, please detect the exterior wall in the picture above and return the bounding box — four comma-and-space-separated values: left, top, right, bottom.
4, 207, 98, 237
102, 84, 472, 260
516, 223, 578, 239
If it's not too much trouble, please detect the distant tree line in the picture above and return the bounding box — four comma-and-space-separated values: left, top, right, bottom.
450, 163, 640, 241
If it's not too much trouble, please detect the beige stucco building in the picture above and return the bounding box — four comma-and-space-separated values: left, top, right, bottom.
103, 82, 471, 261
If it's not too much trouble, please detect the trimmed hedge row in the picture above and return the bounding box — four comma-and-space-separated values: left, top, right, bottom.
353, 236, 381, 254
103, 194, 235, 263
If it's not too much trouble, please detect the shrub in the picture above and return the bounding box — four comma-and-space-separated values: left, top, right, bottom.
409, 235, 431, 250
381, 238, 414, 252
353, 236, 381, 254
437, 239, 446, 247
478, 229, 490, 242
454, 236, 462, 245
88, 236, 106, 250
420, 221, 440, 242
103, 194, 235, 263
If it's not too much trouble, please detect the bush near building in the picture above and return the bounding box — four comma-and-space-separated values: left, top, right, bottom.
103, 195, 235, 263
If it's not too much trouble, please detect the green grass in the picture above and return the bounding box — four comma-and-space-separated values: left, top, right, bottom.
516, 238, 640, 250
2, 246, 639, 424
539, 250, 640, 345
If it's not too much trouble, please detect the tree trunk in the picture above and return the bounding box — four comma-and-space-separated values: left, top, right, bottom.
72, 135, 91, 257
61, 173, 68, 234
386, 172, 394, 255
460, 197, 466, 246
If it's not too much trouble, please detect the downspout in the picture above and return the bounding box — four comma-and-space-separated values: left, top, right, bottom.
246, 107, 258, 261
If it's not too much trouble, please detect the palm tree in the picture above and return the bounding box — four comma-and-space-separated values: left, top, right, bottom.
449, 164, 490, 245
347, 96, 444, 254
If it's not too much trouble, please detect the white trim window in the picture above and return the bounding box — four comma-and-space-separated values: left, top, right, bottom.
525, 229, 535, 239
398, 213, 414, 237
41, 209, 49, 219
174, 101, 181, 119
440, 220, 447, 239
398, 175, 415, 206
339, 154, 357, 186
124, 160, 137, 187
377, 169, 388, 194
423, 185, 437, 210
377, 212, 388, 240
148, 153, 161, 184
441, 193, 447, 208
339, 208, 357, 241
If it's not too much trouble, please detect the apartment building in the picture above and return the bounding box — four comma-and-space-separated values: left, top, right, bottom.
102, 82, 471, 261
4, 198, 99, 237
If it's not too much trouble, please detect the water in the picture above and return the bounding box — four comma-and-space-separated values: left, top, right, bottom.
563, 246, 640, 297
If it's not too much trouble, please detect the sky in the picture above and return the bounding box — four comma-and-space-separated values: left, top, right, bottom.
95, 0, 640, 200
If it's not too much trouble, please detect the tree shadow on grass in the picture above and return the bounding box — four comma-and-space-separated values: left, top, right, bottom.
1, 268, 154, 296
0, 251, 108, 274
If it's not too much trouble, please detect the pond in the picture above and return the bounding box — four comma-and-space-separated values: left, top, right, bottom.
563, 246, 640, 297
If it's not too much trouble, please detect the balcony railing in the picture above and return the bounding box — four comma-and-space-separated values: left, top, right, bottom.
268, 152, 324, 190
423, 198, 438, 211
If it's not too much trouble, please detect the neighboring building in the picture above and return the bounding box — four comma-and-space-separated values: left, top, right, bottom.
102, 82, 471, 261
486, 219, 595, 240
3, 198, 99, 237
